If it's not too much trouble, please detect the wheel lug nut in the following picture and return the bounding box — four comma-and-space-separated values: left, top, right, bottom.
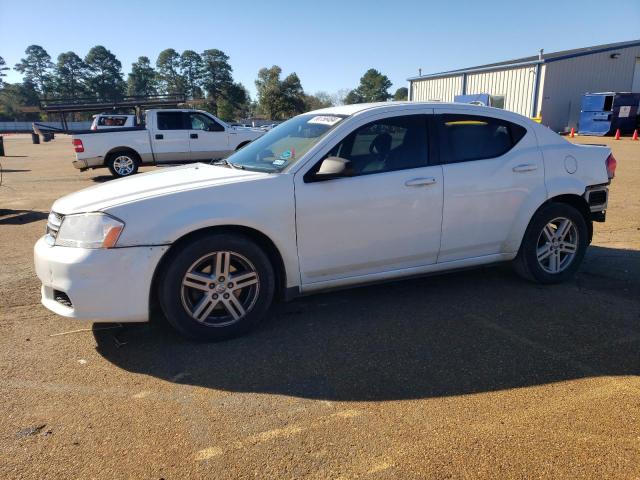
218, 276, 225, 282
212, 294, 218, 299
227, 282, 234, 288
223, 293, 230, 299
209, 283, 215, 289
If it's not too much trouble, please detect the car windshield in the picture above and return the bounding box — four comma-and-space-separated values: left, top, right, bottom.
225, 113, 346, 172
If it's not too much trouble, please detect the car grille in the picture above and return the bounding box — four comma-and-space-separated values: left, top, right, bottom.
45, 211, 63, 245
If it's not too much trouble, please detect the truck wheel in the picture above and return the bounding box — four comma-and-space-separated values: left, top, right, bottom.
158, 232, 275, 341
107, 152, 139, 178
514, 202, 588, 284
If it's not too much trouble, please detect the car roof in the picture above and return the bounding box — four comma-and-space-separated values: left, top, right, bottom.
309, 101, 419, 116
310, 101, 529, 122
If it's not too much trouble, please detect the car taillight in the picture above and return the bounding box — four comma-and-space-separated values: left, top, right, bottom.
606, 153, 617, 179
72, 139, 84, 153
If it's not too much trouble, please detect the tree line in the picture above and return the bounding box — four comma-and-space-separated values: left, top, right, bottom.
0, 46, 408, 122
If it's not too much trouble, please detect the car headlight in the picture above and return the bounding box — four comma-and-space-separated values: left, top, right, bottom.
54, 212, 125, 249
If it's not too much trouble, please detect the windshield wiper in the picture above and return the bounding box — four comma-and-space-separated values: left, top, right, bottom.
210, 158, 241, 169
210, 158, 275, 173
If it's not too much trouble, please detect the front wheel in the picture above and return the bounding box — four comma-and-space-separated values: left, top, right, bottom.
514, 203, 588, 284
158, 233, 275, 341
107, 152, 139, 178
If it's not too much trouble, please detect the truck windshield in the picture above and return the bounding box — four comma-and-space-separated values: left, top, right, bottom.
226, 114, 346, 172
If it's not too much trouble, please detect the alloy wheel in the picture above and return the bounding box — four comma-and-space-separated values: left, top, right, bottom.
113, 155, 135, 176
180, 251, 260, 327
536, 217, 579, 274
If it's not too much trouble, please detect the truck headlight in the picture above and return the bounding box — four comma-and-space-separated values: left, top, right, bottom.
55, 213, 124, 249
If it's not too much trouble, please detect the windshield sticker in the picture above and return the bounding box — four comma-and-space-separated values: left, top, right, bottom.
273, 159, 287, 166
279, 147, 296, 160
308, 115, 342, 126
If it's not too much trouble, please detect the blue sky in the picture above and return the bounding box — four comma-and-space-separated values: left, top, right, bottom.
1, 0, 639, 99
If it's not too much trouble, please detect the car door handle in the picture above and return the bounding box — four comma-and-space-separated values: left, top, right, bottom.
405, 177, 437, 187
190, 133, 198, 139
513, 163, 537, 172
155, 134, 163, 140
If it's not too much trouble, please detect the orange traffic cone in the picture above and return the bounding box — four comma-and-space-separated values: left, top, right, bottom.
633, 129, 638, 141
615, 129, 621, 140
569, 127, 575, 138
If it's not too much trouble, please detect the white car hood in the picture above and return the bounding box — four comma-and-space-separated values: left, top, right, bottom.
52, 163, 269, 214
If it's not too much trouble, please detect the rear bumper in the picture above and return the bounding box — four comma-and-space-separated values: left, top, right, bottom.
584, 184, 609, 222
34, 237, 168, 322
73, 156, 104, 170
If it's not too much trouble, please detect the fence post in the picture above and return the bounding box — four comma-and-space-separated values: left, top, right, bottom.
0, 136, 4, 156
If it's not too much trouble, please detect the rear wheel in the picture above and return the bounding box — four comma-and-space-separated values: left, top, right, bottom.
514, 203, 588, 284
107, 151, 139, 178
158, 233, 275, 341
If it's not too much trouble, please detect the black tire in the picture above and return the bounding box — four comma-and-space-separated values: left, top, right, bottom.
158, 232, 275, 341
514, 202, 588, 284
107, 151, 140, 178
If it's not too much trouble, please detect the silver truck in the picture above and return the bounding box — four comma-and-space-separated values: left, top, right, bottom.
71, 109, 264, 177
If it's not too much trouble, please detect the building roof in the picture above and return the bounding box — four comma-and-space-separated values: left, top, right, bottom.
408, 39, 640, 81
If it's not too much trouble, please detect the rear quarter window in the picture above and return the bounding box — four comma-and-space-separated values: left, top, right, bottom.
98, 116, 128, 126
437, 114, 527, 163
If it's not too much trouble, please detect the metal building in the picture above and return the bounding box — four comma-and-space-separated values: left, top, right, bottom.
407, 40, 640, 132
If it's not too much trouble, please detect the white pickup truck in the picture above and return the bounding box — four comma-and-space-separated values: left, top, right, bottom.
71, 109, 264, 177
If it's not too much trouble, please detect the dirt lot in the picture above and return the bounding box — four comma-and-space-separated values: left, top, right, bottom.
0, 133, 638, 479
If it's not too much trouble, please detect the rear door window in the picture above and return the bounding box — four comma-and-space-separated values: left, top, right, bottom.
437, 114, 527, 163
157, 112, 187, 130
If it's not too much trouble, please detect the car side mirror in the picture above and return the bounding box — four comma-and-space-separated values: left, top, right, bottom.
314, 156, 354, 180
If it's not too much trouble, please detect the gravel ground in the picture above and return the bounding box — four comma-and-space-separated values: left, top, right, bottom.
0, 133, 638, 479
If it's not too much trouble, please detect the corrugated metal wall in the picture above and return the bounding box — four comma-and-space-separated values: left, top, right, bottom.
409, 44, 640, 131
540, 45, 640, 132
465, 65, 537, 117
410, 75, 463, 102
410, 65, 537, 117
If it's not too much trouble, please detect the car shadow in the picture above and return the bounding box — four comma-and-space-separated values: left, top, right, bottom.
94, 245, 640, 401
0, 209, 48, 225
90, 175, 114, 183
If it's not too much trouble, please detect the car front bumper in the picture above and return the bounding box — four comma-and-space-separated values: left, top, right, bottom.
34, 236, 168, 322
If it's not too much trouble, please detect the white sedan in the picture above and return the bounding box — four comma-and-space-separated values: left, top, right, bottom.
35, 102, 615, 340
